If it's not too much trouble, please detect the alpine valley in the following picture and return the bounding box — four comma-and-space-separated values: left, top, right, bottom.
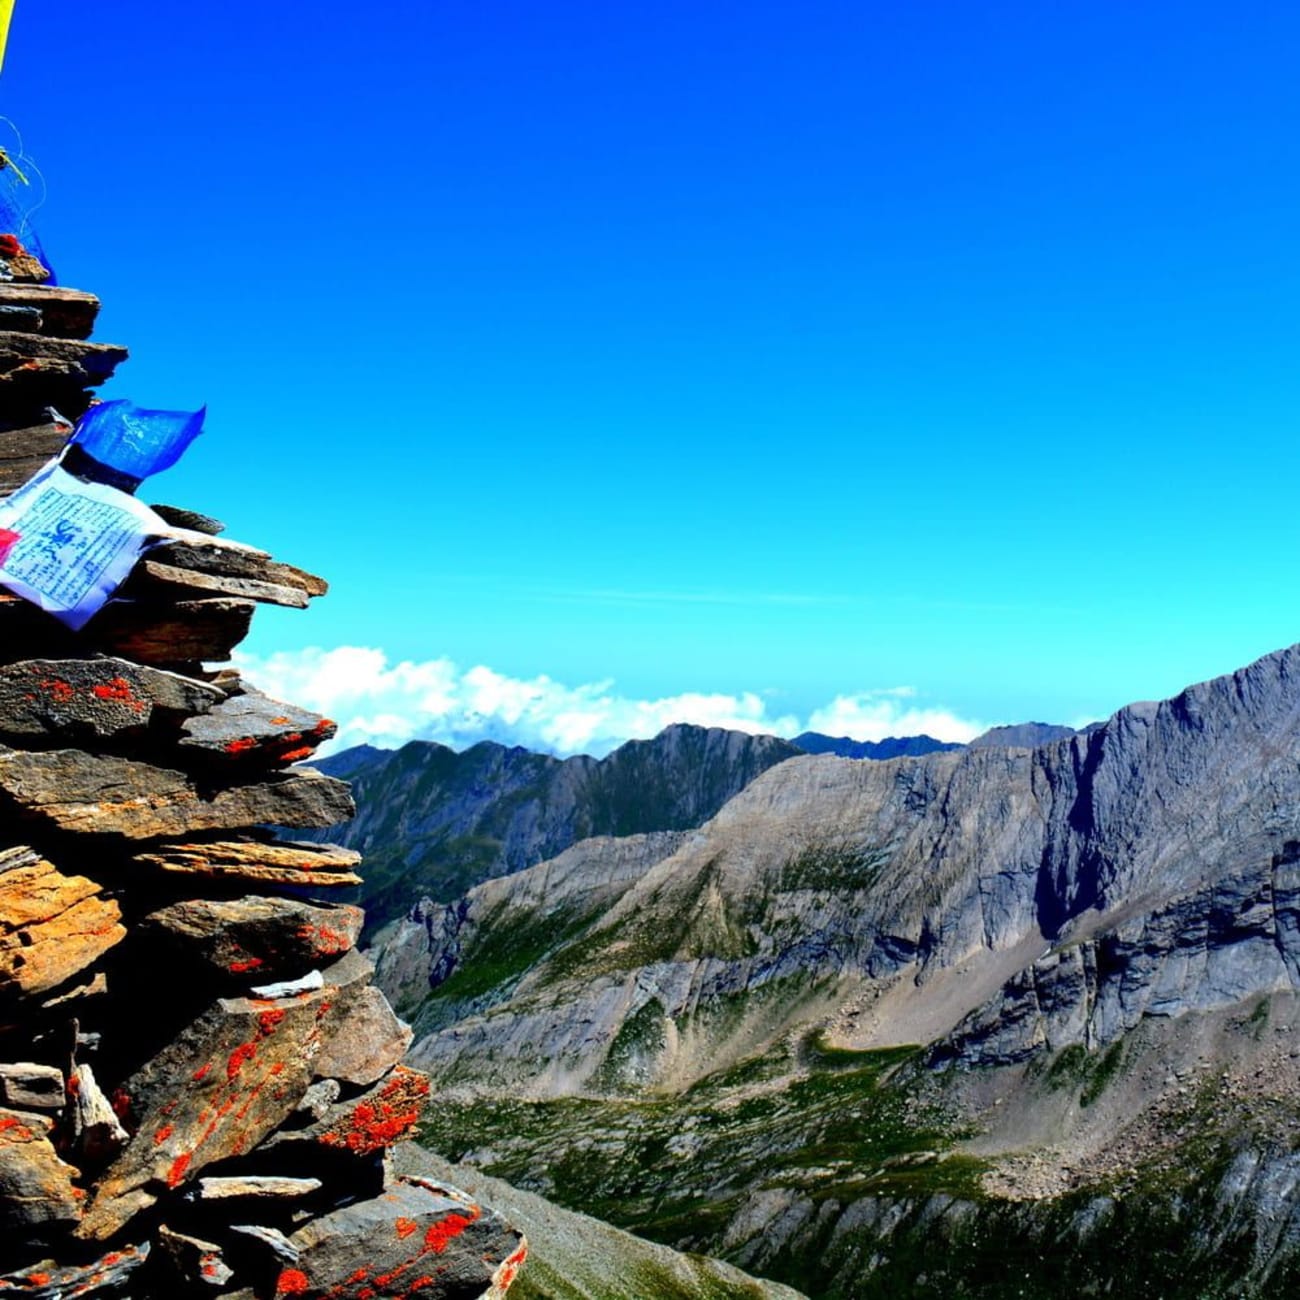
319, 646, 1300, 1298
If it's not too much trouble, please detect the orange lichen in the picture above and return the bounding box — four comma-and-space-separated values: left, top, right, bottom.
229, 957, 264, 973
493, 1241, 528, 1290
259, 1008, 287, 1035
424, 1210, 477, 1253
91, 678, 144, 712
227, 1041, 257, 1080
192, 1062, 213, 1082
395, 1217, 418, 1239
278, 746, 315, 763
224, 737, 259, 754
153, 1124, 174, 1146
276, 1268, 310, 1294
166, 1152, 192, 1188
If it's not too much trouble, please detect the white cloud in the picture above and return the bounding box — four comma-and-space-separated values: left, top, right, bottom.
233, 646, 989, 758
806, 691, 986, 744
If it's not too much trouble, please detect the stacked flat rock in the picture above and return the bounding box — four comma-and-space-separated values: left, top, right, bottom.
0, 285, 527, 1298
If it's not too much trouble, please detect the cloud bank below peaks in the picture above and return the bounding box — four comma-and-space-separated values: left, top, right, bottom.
233, 646, 990, 759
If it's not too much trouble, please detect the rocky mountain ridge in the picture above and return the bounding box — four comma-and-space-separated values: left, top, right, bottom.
372, 643, 1300, 1296
313, 725, 803, 938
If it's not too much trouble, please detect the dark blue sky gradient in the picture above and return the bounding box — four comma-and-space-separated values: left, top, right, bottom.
3, 1, 1298, 729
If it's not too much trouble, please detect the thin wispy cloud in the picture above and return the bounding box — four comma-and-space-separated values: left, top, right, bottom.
235, 646, 990, 759
406, 575, 855, 609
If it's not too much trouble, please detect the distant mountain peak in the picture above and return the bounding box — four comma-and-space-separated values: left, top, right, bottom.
790, 731, 963, 760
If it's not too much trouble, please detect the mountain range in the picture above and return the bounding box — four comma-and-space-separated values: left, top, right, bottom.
312, 727, 1000, 938
354, 645, 1300, 1297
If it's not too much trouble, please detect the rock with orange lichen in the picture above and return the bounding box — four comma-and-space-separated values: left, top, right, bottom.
0, 1107, 82, 1233
131, 838, 362, 890
0, 1242, 150, 1297
0, 848, 124, 1001
139, 896, 364, 986
179, 686, 336, 766
75, 985, 338, 1243
0, 748, 354, 839
156, 1224, 234, 1291
0, 658, 222, 745
262, 1064, 432, 1164
273, 1173, 524, 1300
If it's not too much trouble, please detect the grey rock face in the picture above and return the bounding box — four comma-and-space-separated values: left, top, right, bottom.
388, 644, 1300, 1090
969, 721, 1079, 748
312, 722, 802, 935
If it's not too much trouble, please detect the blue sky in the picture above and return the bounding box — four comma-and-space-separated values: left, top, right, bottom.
3, 2, 1298, 752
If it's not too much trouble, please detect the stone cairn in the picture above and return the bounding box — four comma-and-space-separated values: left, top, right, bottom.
0, 279, 527, 1296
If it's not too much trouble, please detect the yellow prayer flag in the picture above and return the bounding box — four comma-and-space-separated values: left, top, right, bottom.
0, 1, 15, 76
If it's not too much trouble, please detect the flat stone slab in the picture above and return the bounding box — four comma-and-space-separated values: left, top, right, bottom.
179, 686, 336, 765
0, 1243, 149, 1298
0, 657, 222, 743
0, 1063, 63, 1111
0, 1107, 82, 1232
0, 594, 256, 669
0, 849, 125, 1000
140, 896, 363, 985
132, 839, 362, 890
195, 1174, 322, 1200
313, 985, 413, 1087
77, 984, 337, 1242
0, 283, 101, 339
147, 539, 327, 598
277, 1174, 525, 1300
0, 331, 126, 392
0, 748, 354, 839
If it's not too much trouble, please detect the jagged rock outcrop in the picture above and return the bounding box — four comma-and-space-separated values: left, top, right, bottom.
790, 731, 962, 759
313, 724, 802, 937
968, 721, 1080, 747
0, 282, 527, 1296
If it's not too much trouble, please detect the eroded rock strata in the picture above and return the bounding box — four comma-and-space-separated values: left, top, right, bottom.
0, 284, 526, 1298
374, 647, 1300, 1296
